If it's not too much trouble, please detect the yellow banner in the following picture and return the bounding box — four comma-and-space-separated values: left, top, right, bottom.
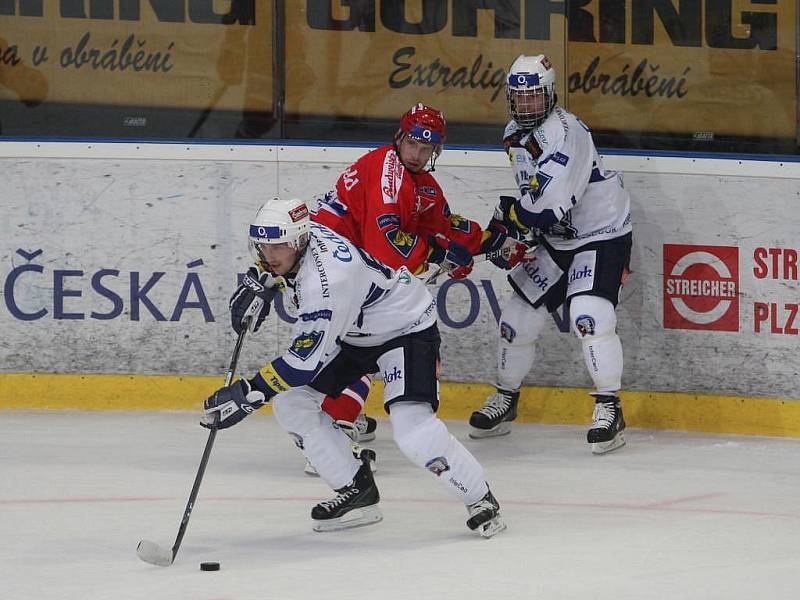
0, 0, 272, 112
287, 0, 796, 138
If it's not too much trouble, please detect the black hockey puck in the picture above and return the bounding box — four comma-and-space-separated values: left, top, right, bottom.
200, 562, 220, 571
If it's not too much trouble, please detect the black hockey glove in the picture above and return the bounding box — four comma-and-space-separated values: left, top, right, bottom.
427, 236, 474, 279
229, 267, 277, 335
201, 379, 268, 430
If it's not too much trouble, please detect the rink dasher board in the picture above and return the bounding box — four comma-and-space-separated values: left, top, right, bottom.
1, 141, 798, 421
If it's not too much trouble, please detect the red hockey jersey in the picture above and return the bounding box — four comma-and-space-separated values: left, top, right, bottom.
312, 145, 483, 273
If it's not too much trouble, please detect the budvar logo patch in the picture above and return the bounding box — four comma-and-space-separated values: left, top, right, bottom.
663, 244, 739, 331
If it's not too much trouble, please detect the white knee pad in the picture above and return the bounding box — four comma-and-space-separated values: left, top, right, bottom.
272, 386, 325, 435
391, 403, 487, 504
496, 293, 548, 391
569, 295, 623, 395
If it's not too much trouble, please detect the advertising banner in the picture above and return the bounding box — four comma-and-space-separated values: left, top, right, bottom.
1, 148, 798, 400
289, 0, 797, 137
0, 0, 272, 112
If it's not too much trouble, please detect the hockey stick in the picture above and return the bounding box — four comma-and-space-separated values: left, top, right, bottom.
422, 243, 537, 285
136, 325, 248, 567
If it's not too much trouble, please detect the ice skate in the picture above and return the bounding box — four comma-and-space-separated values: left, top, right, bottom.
335, 414, 377, 443
587, 395, 626, 455
311, 455, 382, 532
466, 486, 507, 538
469, 389, 519, 439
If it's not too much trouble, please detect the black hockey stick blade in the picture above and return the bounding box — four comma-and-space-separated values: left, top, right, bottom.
136, 326, 247, 566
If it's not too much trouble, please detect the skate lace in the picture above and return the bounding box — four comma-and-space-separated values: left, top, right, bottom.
477, 393, 512, 419
319, 487, 358, 511
591, 402, 617, 428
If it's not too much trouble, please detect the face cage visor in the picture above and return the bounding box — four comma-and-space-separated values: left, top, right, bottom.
506, 85, 554, 129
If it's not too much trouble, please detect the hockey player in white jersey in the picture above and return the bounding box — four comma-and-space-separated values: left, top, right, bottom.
469, 54, 632, 454
202, 197, 506, 536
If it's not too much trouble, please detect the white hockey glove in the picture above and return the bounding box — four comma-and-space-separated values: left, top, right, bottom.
229, 267, 278, 334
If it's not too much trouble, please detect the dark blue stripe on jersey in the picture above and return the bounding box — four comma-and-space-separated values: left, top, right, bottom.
517, 203, 559, 229
589, 167, 605, 183
269, 356, 320, 387
362, 283, 388, 309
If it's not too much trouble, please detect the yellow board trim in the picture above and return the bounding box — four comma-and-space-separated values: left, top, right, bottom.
1, 373, 799, 438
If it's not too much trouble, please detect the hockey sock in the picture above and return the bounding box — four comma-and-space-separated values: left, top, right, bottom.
273, 387, 359, 489
496, 293, 548, 391
570, 295, 623, 395
390, 402, 488, 505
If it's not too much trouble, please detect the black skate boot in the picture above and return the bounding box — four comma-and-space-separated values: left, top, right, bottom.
466, 485, 507, 538
587, 394, 626, 455
311, 456, 382, 532
469, 388, 519, 439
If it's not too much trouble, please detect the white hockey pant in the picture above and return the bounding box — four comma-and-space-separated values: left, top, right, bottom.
495, 292, 549, 391
570, 294, 623, 395
272, 386, 360, 490
390, 402, 488, 505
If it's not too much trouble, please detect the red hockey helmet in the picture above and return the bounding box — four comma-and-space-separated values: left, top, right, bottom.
395, 103, 447, 170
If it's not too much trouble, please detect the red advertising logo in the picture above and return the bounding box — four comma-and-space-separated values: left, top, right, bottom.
663, 244, 739, 331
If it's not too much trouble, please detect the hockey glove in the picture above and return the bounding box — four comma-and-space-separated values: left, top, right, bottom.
230, 267, 278, 335
479, 221, 531, 270
201, 379, 268, 430
427, 236, 474, 279
494, 196, 531, 240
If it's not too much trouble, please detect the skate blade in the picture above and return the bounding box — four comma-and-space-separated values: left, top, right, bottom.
475, 515, 507, 539
468, 422, 512, 439
312, 505, 383, 532
359, 432, 376, 443
591, 432, 626, 455
304, 462, 320, 477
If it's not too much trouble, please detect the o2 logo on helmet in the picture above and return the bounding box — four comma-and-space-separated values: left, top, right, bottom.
663, 244, 739, 331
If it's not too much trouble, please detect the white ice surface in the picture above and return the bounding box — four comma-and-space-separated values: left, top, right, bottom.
1, 411, 799, 600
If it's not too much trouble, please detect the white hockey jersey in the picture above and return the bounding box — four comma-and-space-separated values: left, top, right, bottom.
257, 222, 437, 393
504, 106, 631, 251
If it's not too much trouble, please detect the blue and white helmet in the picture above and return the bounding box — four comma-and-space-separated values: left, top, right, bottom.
248, 197, 310, 265
506, 54, 556, 129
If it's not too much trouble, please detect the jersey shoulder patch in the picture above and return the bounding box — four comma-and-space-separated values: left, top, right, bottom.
384, 227, 419, 258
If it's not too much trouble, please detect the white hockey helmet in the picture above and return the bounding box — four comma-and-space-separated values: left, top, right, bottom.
248, 197, 310, 265
506, 54, 557, 129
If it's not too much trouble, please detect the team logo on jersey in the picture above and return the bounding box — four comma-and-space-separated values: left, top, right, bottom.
574, 314, 596, 337
384, 227, 418, 258
448, 214, 472, 233
377, 213, 401, 230
663, 244, 739, 331
425, 456, 450, 476
288, 331, 324, 361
